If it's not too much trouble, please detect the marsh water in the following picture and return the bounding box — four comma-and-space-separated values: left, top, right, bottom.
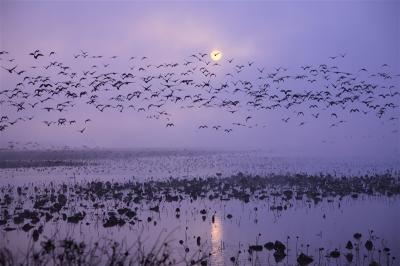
1, 149, 399, 265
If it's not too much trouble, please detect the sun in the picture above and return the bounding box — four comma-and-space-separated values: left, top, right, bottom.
210, 50, 222, 61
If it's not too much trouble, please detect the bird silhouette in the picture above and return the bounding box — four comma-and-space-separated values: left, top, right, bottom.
2, 65, 17, 73
29, 50, 44, 59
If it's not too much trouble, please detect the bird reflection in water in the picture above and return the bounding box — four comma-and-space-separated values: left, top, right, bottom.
210, 215, 224, 265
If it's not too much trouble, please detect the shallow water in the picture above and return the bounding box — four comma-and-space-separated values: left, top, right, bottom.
0, 149, 399, 265
1, 149, 399, 185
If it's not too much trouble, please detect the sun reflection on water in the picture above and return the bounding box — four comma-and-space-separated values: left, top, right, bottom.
210, 215, 224, 265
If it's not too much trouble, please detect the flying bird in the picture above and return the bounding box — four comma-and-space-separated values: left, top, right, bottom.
2, 65, 17, 73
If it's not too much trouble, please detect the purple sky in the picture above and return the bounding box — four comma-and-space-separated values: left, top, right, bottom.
0, 1, 399, 158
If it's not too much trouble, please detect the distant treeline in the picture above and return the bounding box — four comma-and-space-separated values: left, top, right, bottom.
0, 160, 88, 169
0, 149, 234, 161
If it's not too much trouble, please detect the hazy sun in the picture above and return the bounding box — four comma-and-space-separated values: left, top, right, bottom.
210, 50, 222, 61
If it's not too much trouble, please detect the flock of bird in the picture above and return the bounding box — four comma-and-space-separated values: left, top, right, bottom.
0, 49, 399, 134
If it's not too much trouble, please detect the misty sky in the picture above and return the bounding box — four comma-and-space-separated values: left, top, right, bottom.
0, 1, 399, 158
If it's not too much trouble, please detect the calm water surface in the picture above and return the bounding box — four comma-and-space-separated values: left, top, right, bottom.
1, 149, 399, 265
